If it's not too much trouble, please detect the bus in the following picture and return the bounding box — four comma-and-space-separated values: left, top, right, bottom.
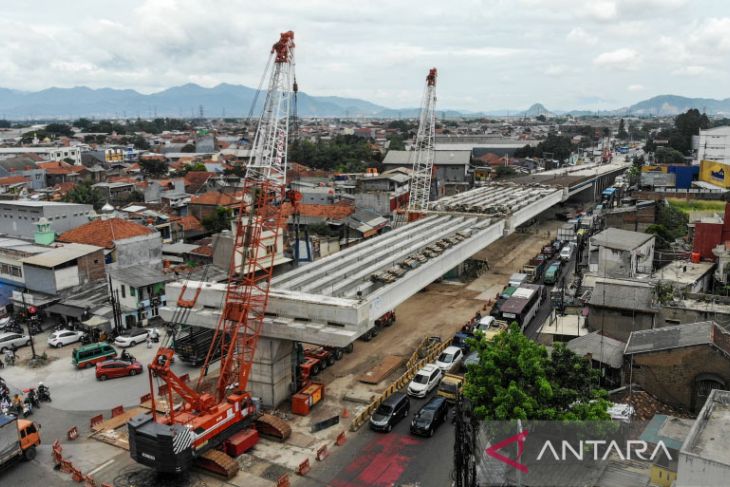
497, 284, 543, 331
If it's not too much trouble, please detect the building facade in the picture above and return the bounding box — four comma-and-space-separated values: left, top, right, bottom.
0, 201, 92, 239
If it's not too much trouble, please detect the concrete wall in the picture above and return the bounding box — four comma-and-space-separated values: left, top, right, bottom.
55, 265, 80, 291
23, 265, 57, 294
248, 337, 294, 407
113, 233, 162, 268
0, 202, 91, 239
603, 205, 657, 232
591, 239, 654, 278
76, 250, 106, 283
678, 454, 730, 487
354, 192, 391, 217
587, 307, 655, 342
625, 345, 730, 412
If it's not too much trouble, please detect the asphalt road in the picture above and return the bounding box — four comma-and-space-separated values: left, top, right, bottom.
299, 388, 456, 487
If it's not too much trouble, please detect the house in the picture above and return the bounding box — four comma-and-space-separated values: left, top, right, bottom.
0, 146, 82, 165
655, 260, 715, 294
587, 277, 659, 341
212, 226, 290, 272
344, 208, 389, 240
36, 160, 85, 186
0, 175, 30, 194
624, 321, 730, 412
354, 171, 411, 217
639, 414, 694, 487
18, 243, 105, 296
58, 217, 161, 267
188, 191, 242, 221
566, 331, 625, 388
382, 149, 472, 196
92, 181, 136, 204
588, 228, 655, 278
0, 156, 46, 189
0, 201, 92, 240
184, 171, 218, 193
677, 389, 730, 486
108, 264, 172, 327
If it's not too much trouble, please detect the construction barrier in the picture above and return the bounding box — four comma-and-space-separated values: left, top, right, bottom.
296, 458, 311, 476
335, 431, 347, 446
349, 337, 452, 432
276, 474, 290, 487
89, 414, 103, 429
67, 426, 79, 441
111, 405, 124, 418
140, 393, 151, 403
52, 438, 100, 487
316, 444, 329, 462
158, 383, 169, 396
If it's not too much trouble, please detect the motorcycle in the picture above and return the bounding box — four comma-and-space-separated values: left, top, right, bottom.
37, 385, 51, 403
24, 388, 40, 409
22, 400, 32, 418
120, 351, 136, 363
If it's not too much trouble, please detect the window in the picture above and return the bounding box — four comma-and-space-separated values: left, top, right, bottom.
130, 287, 136, 297
121, 285, 126, 299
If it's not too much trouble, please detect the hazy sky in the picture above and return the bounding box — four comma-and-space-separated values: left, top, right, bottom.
2, 0, 730, 111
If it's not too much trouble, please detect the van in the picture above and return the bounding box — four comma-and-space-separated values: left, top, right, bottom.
72, 343, 117, 369
369, 392, 410, 432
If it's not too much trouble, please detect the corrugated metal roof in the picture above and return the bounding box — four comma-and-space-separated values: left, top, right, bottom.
108, 264, 171, 288
590, 228, 654, 251
382, 149, 471, 166
624, 321, 715, 355
589, 277, 657, 313
566, 331, 625, 368
19, 243, 102, 268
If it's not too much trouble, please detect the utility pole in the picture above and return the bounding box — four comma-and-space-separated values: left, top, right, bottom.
20, 290, 38, 359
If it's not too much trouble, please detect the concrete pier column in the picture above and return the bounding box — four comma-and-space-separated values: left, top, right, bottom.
249, 337, 294, 408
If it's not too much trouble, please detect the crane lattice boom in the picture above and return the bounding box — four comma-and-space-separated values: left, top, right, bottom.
408, 68, 437, 213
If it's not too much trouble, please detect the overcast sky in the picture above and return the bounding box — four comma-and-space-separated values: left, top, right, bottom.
2, 0, 730, 111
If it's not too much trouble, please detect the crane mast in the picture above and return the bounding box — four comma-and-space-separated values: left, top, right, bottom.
407, 68, 438, 214
128, 31, 296, 477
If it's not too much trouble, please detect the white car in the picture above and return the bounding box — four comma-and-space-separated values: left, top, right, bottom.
0, 332, 31, 352
559, 245, 573, 261
47, 329, 86, 348
435, 346, 464, 373
475, 316, 496, 333
114, 328, 151, 348
407, 364, 443, 398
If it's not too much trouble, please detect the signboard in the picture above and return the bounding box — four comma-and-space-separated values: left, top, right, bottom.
700, 160, 730, 189
640, 165, 667, 173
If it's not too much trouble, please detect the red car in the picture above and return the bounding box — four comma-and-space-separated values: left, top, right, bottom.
95, 359, 143, 381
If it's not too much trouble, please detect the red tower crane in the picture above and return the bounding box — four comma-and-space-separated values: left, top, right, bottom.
128, 31, 296, 477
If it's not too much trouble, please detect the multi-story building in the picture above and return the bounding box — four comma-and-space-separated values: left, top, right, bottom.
0, 146, 82, 165
108, 264, 171, 327
0, 201, 92, 240
696, 126, 730, 164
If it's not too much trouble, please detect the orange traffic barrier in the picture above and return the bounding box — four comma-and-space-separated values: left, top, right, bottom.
316, 444, 329, 462
276, 474, 290, 487
111, 405, 124, 418
335, 431, 347, 446
140, 393, 152, 404
296, 458, 311, 476
89, 414, 103, 429
341, 407, 349, 418
67, 426, 79, 441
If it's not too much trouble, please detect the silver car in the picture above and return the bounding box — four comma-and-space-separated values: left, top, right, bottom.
0, 332, 31, 352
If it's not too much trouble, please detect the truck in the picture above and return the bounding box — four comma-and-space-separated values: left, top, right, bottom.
173, 325, 224, 366
0, 415, 40, 467
522, 255, 548, 283
437, 373, 464, 403
543, 261, 562, 285
359, 310, 396, 341
557, 223, 577, 244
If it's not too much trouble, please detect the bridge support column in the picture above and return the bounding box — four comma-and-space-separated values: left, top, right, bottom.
249, 337, 294, 408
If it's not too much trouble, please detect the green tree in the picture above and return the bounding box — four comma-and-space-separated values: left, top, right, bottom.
185, 162, 207, 173
181, 143, 196, 153
464, 324, 610, 420
536, 114, 547, 122
139, 158, 168, 177
201, 206, 232, 233
654, 146, 685, 164
132, 136, 151, 150
63, 180, 106, 210
494, 165, 516, 179
45, 123, 75, 137
617, 118, 628, 139
387, 135, 406, 151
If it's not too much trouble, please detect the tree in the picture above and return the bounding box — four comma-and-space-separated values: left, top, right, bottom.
494, 165, 516, 179
617, 118, 628, 139
63, 180, 106, 210
387, 135, 406, 151
535, 114, 547, 122
139, 159, 168, 177
132, 136, 151, 150
181, 143, 196, 153
201, 206, 232, 234
654, 146, 685, 165
184, 162, 207, 173
464, 324, 610, 420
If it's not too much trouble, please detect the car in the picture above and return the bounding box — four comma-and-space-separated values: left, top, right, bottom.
47, 329, 86, 348
95, 359, 144, 381
114, 328, 152, 348
559, 245, 573, 261
407, 364, 443, 398
464, 351, 479, 368
369, 392, 410, 432
410, 396, 449, 437
475, 316, 495, 333
435, 346, 464, 373
0, 332, 30, 352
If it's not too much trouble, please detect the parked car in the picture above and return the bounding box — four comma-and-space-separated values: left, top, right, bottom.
114, 328, 151, 348
369, 392, 410, 432
435, 346, 464, 373
543, 262, 562, 285
96, 359, 144, 381
47, 329, 86, 348
475, 316, 495, 333
0, 332, 30, 352
559, 245, 573, 261
410, 396, 449, 437
408, 364, 443, 398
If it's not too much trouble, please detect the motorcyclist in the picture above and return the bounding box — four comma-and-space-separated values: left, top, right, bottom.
4, 349, 14, 366
26, 388, 39, 408
121, 349, 134, 362
11, 394, 23, 415
38, 382, 50, 401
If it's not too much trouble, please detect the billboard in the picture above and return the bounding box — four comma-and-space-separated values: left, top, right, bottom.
700, 160, 730, 188
640, 165, 668, 173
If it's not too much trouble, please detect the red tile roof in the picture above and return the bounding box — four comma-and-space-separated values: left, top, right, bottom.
190, 191, 241, 206
37, 160, 83, 175
173, 215, 204, 232
0, 175, 30, 186
58, 218, 155, 249
190, 245, 213, 257
281, 201, 354, 220
184, 171, 216, 193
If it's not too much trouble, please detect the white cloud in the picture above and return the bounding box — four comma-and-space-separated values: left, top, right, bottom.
585, 1, 618, 21
627, 84, 644, 92
593, 48, 641, 70
672, 65, 711, 76
566, 27, 597, 45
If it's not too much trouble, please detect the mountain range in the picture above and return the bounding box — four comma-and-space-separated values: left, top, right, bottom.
0, 84, 728, 119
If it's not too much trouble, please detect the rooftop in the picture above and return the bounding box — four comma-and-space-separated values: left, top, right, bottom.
680, 389, 730, 467
20, 243, 102, 268
624, 321, 730, 355
566, 331, 625, 368
589, 277, 657, 313
0, 200, 89, 208
190, 191, 241, 206
640, 414, 694, 451
108, 264, 171, 288
590, 227, 655, 251
382, 149, 472, 167
655, 260, 715, 285
58, 218, 155, 249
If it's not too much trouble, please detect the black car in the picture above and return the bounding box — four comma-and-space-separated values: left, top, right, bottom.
369, 392, 410, 432
410, 396, 449, 437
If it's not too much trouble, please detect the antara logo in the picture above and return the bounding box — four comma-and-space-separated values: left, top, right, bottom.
485, 429, 529, 473
711, 168, 725, 180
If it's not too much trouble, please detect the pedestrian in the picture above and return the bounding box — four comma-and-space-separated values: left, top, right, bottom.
484, 259, 490, 270
146, 336, 152, 349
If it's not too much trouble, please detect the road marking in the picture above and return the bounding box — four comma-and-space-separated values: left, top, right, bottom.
87, 459, 115, 476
